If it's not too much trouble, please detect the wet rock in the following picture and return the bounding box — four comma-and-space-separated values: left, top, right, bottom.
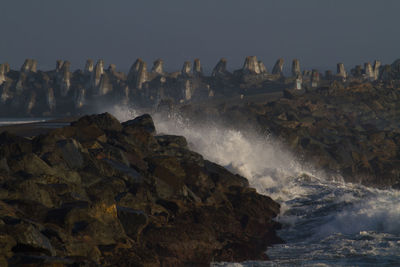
71, 112, 122, 132
122, 113, 155, 134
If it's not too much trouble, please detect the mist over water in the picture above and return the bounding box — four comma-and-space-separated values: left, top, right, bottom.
110, 106, 400, 266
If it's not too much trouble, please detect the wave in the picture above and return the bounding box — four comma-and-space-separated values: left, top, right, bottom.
109, 105, 400, 265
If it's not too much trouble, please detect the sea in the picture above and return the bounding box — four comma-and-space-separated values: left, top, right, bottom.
2, 111, 400, 267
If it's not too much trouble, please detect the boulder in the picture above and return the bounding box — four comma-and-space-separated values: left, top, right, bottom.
122, 114, 155, 134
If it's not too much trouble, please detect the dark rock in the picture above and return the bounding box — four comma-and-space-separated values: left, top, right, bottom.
72, 112, 122, 132
122, 113, 156, 134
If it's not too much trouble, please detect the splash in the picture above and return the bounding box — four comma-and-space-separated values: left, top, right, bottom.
107, 105, 400, 265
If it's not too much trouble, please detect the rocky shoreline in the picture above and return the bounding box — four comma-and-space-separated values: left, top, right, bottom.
178, 82, 400, 189
0, 113, 281, 266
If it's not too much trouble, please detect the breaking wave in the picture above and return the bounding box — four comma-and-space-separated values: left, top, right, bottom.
110, 106, 400, 266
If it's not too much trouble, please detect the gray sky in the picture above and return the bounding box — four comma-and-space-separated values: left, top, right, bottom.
1, 0, 399, 73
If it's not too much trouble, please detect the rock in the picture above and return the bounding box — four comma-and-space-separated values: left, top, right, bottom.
272, 58, 284, 75
98, 72, 112, 95
151, 59, 164, 75
181, 61, 191, 76
212, 58, 230, 77
258, 61, 268, 73
310, 69, 320, 88
292, 59, 301, 77
71, 112, 122, 132
336, 62, 347, 80
90, 59, 104, 90
373, 60, 381, 80
10, 223, 55, 256
117, 206, 148, 240
60, 61, 71, 97
0, 112, 283, 265
0, 64, 6, 86
128, 58, 148, 89
56, 139, 84, 169
122, 114, 156, 134
75, 87, 85, 109
364, 62, 374, 80
55, 60, 64, 72
242, 56, 261, 74
85, 59, 94, 74
20, 59, 37, 73
193, 58, 203, 75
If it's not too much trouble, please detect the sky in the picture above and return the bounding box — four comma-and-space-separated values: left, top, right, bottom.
1, 0, 399, 73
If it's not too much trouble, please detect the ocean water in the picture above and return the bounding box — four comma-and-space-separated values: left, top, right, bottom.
0, 117, 49, 126
110, 106, 400, 266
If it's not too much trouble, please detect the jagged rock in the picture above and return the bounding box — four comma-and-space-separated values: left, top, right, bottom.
75, 87, 85, 109
26, 91, 36, 114
108, 64, 117, 74
2, 63, 10, 73
364, 62, 374, 80
122, 114, 155, 134
60, 61, 71, 97
242, 56, 261, 74
310, 69, 320, 88
56, 60, 64, 72
181, 61, 191, 76
0, 64, 6, 86
182, 79, 194, 101
295, 74, 302, 90
212, 58, 229, 77
336, 63, 347, 80
91, 59, 104, 90
272, 58, 284, 75
98, 73, 112, 95
72, 112, 122, 132
46, 87, 56, 111
292, 59, 301, 77
373, 60, 381, 80
151, 59, 164, 75
128, 59, 147, 89
85, 59, 94, 74
117, 206, 148, 240
258, 61, 267, 73
21, 59, 37, 73
193, 58, 202, 75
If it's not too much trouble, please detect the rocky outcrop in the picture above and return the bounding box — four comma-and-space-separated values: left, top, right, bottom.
336, 63, 347, 80
0, 113, 281, 265
292, 59, 301, 77
151, 59, 164, 75
84, 59, 94, 74
242, 56, 261, 74
182, 83, 400, 189
193, 58, 203, 76
1, 57, 400, 117
21, 59, 37, 73
128, 58, 147, 90
272, 58, 284, 75
212, 58, 230, 77
181, 61, 192, 76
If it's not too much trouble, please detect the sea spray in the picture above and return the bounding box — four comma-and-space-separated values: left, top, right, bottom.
109, 106, 400, 266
